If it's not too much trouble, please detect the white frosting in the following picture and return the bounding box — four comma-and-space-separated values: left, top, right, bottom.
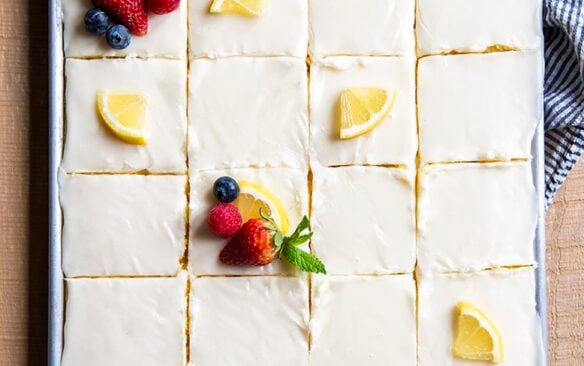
418, 51, 541, 163
418, 162, 537, 274
310, 56, 417, 167
416, 0, 542, 55
310, 275, 416, 365
60, 174, 187, 277
190, 276, 309, 366
418, 268, 543, 365
189, 167, 308, 275
311, 166, 416, 274
315, 56, 375, 70
188, 57, 308, 170
62, 0, 187, 58
61, 58, 187, 173
62, 272, 188, 366
189, 0, 308, 58
309, 0, 415, 58
58, 1, 544, 360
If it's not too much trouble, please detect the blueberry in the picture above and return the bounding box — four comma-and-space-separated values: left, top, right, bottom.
84, 8, 111, 35
213, 176, 240, 203
106, 24, 131, 50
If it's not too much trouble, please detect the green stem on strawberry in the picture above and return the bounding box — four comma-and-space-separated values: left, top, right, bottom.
259, 210, 327, 274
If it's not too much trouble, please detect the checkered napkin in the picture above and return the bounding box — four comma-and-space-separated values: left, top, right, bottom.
543, 0, 584, 205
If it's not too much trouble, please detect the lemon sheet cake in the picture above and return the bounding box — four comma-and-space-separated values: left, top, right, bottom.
418, 268, 542, 365
416, 0, 542, 56
60, 174, 187, 277
62, 58, 187, 173
310, 275, 417, 365
189, 0, 308, 57
311, 165, 416, 275
308, 0, 415, 58
58, 0, 544, 364
189, 167, 308, 275
309, 56, 417, 167
189, 276, 309, 366
418, 51, 542, 164
62, 272, 188, 366
62, 0, 188, 58
418, 162, 538, 274
188, 57, 308, 170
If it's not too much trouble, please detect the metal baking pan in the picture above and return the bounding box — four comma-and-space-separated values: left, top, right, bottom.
49, 0, 64, 364
48, 1, 548, 364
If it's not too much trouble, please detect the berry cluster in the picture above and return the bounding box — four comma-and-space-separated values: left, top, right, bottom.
208, 176, 243, 238
83, 0, 181, 49
206, 176, 326, 274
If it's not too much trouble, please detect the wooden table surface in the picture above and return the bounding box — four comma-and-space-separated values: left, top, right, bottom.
0, 1, 582, 365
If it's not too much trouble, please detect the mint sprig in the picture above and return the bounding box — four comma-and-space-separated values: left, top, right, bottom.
282, 244, 326, 274
260, 211, 327, 274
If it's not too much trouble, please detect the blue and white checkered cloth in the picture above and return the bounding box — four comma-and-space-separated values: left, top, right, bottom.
544, 0, 584, 205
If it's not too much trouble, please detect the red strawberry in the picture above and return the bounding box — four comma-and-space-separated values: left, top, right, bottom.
145, 0, 181, 14
220, 219, 276, 266
208, 203, 242, 238
93, 0, 149, 35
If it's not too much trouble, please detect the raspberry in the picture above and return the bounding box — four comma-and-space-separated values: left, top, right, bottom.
93, 0, 149, 36
208, 203, 243, 238
145, 0, 181, 15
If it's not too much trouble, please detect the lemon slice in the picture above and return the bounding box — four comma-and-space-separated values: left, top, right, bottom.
453, 301, 504, 363
209, 0, 263, 16
97, 90, 148, 145
339, 87, 396, 140
234, 181, 290, 234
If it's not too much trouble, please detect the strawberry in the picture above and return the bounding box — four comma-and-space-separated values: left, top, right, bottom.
93, 0, 149, 35
208, 203, 242, 238
219, 213, 327, 273
220, 219, 276, 266
145, 0, 181, 14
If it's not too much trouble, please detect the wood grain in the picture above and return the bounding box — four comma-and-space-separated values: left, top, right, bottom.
546, 159, 584, 365
0, 0, 582, 365
0, 0, 49, 364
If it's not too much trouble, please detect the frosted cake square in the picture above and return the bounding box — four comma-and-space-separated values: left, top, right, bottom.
310, 275, 416, 365
62, 0, 188, 58
60, 174, 186, 277
188, 0, 308, 57
309, 0, 415, 58
310, 56, 417, 167
188, 57, 308, 170
61, 58, 187, 173
311, 166, 416, 274
416, 0, 542, 55
418, 51, 541, 163
418, 162, 537, 274
190, 276, 309, 366
418, 268, 542, 365
61, 273, 188, 366
189, 167, 308, 275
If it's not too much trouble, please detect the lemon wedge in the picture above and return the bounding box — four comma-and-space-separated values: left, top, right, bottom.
339, 87, 396, 140
234, 181, 290, 234
453, 301, 504, 363
209, 0, 263, 16
96, 90, 148, 145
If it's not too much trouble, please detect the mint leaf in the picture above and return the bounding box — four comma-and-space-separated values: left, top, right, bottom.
276, 215, 325, 273
288, 233, 313, 247
288, 216, 310, 241
283, 245, 326, 274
